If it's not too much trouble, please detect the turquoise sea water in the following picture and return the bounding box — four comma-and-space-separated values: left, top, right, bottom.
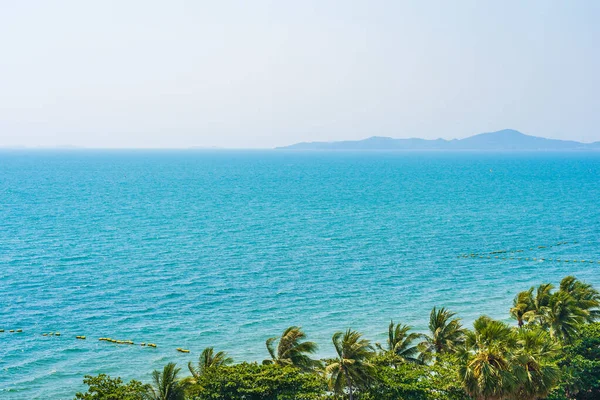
1, 150, 599, 399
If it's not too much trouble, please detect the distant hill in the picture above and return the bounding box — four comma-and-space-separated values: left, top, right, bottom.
276, 129, 600, 151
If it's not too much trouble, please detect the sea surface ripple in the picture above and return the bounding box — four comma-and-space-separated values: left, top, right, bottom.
1, 150, 599, 398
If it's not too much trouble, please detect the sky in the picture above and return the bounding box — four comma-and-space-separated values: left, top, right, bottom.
1, 1, 599, 148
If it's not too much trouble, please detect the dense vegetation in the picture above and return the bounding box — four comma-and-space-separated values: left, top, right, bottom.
74, 276, 600, 400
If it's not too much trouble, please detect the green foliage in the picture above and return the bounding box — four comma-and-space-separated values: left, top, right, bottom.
362, 363, 438, 400
429, 355, 473, 400
358, 357, 469, 400
74, 374, 146, 400
550, 322, 600, 400
189, 363, 327, 400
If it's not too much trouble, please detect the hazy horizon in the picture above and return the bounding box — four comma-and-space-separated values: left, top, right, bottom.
1, 128, 599, 150
1, 1, 599, 148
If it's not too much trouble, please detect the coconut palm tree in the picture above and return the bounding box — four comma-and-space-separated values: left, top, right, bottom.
544, 290, 587, 343
510, 288, 535, 327
559, 276, 600, 322
524, 283, 555, 326
325, 329, 375, 400
144, 363, 187, 400
263, 326, 320, 370
376, 321, 423, 364
419, 307, 465, 363
188, 347, 233, 379
510, 279, 590, 344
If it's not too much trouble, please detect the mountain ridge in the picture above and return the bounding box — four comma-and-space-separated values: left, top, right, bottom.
276, 129, 600, 151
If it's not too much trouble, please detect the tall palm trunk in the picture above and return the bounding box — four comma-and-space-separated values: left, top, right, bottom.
343, 366, 354, 400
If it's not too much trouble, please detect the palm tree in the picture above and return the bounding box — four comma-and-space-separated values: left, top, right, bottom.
467, 315, 517, 350
513, 277, 597, 343
376, 321, 423, 364
510, 288, 534, 327
544, 290, 587, 343
512, 327, 561, 400
460, 316, 561, 400
188, 347, 233, 379
325, 329, 375, 400
144, 363, 187, 400
460, 351, 515, 400
263, 326, 320, 370
559, 276, 600, 322
419, 307, 465, 363
459, 316, 518, 400
524, 283, 555, 325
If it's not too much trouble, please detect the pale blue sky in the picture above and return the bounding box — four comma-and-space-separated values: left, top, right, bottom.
1, 1, 599, 148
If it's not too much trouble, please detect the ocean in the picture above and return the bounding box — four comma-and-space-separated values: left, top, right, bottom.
1, 150, 599, 399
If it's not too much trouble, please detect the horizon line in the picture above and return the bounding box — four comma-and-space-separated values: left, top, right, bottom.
3, 129, 600, 149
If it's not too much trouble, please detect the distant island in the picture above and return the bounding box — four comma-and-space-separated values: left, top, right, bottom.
276, 129, 600, 151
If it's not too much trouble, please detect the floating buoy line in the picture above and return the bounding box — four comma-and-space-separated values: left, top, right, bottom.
459, 255, 600, 263
458, 241, 579, 258
1, 330, 181, 353
457, 241, 599, 264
